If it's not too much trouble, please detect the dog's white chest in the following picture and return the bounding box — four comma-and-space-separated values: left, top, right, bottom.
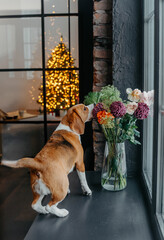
56, 123, 81, 143
34, 179, 50, 195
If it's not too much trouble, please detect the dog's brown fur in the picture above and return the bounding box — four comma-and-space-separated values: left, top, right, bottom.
1, 104, 90, 211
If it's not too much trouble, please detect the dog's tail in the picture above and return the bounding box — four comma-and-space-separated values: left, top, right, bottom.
1, 158, 41, 170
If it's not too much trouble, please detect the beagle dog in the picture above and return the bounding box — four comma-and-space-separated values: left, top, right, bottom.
1, 104, 94, 217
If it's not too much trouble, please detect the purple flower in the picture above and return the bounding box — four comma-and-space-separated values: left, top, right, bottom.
110, 101, 126, 118
93, 103, 106, 119
134, 102, 149, 119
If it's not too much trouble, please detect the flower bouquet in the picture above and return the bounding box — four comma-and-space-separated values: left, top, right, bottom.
84, 85, 154, 191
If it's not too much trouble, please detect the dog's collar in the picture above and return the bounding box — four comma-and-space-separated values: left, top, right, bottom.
55, 123, 81, 142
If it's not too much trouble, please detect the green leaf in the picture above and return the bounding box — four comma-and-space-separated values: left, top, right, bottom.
83, 92, 100, 105
134, 140, 141, 145
134, 129, 140, 137
130, 139, 141, 145
99, 85, 122, 109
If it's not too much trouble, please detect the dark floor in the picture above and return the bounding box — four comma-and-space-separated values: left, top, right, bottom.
0, 166, 36, 240
25, 172, 155, 240
0, 167, 155, 240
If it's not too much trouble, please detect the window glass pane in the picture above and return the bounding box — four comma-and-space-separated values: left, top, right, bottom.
161, 2, 164, 222
161, 54, 164, 220
45, 17, 79, 68
70, 0, 78, 13
0, 18, 42, 69
159, 0, 164, 226
1, 124, 44, 160
143, 0, 155, 194
163, 187, 164, 220
0, 71, 43, 119
70, 16, 79, 67
44, 0, 68, 14
162, 125, 164, 218
45, 17, 69, 66
41, 70, 79, 112
47, 123, 60, 138
0, 0, 41, 15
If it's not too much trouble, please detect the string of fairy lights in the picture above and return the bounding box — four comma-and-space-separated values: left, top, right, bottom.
37, 36, 79, 112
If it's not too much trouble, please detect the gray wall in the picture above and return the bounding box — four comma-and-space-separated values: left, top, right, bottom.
112, 0, 142, 176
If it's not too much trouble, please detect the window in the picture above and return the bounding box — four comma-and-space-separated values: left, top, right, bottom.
156, 0, 164, 236
143, 0, 155, 195
0, 0, 79, 145
0, 0, 80, 162
143, 0, 164, 238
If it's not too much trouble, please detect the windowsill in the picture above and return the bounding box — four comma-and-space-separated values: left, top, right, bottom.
156, 213, 164, 237
25, 171, 155, 240
0, 112, 62, 123
143, 170, 152, 197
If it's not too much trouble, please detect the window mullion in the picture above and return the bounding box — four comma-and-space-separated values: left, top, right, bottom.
41, 0, 47, 143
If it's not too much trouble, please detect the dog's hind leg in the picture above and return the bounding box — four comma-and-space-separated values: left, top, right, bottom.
45, 175, 69, 217
31, 193, 49, 214
30, 170, 49, 214
46, 198, 69, 217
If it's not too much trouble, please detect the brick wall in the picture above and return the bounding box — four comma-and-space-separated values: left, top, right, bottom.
93, 0, 113, 171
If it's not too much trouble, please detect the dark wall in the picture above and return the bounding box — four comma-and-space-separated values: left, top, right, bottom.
112, 0, 142, 176
79, 0, 94, 170
79, 0, 93, 103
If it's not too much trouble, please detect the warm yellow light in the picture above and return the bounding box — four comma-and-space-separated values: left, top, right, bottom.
37, 36, 79, 112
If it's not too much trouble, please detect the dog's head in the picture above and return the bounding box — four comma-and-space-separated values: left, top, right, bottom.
62, 104, 94, 135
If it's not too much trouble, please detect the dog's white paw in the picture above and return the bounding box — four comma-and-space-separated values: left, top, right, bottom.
32, 205, 49, 214
58, 208, 69, 217
46, 205, 69, 217
41, 206, 49, 214
82, 186, 92, 196
67, 188, 71, 194
83, 190, 92, 196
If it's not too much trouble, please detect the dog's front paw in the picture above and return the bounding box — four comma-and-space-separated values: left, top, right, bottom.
82, 186, 92, 196
83, 190, 92, 196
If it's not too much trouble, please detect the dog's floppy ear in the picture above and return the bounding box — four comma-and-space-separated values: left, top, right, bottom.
69, 110, 85, 135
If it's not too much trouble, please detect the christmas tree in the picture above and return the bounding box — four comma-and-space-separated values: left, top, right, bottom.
38, 36, 79, 112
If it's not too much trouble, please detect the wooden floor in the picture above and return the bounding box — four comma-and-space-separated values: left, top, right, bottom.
0, 166, 36, 240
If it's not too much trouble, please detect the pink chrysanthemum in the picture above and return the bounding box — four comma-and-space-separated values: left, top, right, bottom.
134, 102, 149, 119
92, 103, 106, 119
110, 101, 126, 118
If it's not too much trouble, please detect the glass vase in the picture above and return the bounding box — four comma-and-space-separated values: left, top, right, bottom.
101, 141, 127, 191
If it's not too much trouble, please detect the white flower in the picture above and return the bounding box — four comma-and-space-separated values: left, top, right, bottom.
126, 88, 132, 94
126, 88, 141, 102
126, 102, 138, 115
139, 90, 154, 106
